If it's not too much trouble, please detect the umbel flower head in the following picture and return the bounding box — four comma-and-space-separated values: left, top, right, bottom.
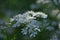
10, 10, 48, 37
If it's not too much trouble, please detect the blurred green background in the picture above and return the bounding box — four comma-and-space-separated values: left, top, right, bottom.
0, 0, 60, 40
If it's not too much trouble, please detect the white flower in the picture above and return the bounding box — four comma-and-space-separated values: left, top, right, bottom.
21, 20, 41, 37
26, 16, 36, 20
21, 29, 27, 35
10, 10, 48, 37
34, 28, 40, 32
10, 11, 47, 24
30, 31, 37, 37
35, 12, 48, 18
10, 18, 15, 22
41, 14, 48, 18
24, 10, 48, 19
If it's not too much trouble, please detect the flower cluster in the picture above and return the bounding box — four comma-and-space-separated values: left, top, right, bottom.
10, 10, 48, 37
21, 20, 41, 37
10, 11, 47, 22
